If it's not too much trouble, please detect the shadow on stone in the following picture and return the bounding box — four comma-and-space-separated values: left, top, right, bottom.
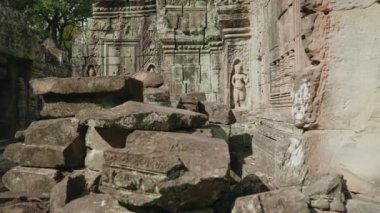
228, 133, 253, 177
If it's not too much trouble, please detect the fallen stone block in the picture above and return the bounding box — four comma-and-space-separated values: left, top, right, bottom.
132, 71, 164, 88
0, 201, 49, 213
143, 88, 171, 106
346, 199, 380, 213
30, 76, 142, 97
85, 127, 130, 171
2, 166, 62, 196
30, 76, 143, 118
3, 141, 85, 168
177, 92, 207, 112
303, 175, 345, 212
23, 118, 83, 146
60, 193, 132, 213
3, 118, 86, 168
232, 187, 309, 213
100, 131, 230, 212
72, 169, 102, 193
201, 102, 235, 125
214, 174, 270, 213
77, 101, 208, 131
40, 102, 103, 118
49, 174, 86, 213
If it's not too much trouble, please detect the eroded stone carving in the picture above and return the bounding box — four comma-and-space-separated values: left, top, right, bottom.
231, 60, 249, 108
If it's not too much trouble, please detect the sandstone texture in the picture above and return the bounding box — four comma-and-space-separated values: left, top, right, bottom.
31, 76, 143, 118
2, 166, 61, 196
3, 118, 85, 168
77, 101, 208, 131
201, 102, 235, 125
143, 88, 171, 106
49, 174, 86, 213
232, 187, 309, 213
346, 199, 380, 213
1, 0, 380, 212
60, 193, 131, 213
131, 71, 164, 88
30, 76, 140, 96
100, 130, 230, 211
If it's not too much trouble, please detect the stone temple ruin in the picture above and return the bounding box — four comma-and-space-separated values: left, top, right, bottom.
0, 0, 380, 212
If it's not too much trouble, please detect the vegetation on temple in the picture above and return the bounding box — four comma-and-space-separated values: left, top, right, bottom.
9, 0, 93, 56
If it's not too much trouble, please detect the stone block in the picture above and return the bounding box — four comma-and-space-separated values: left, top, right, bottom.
143, 88, 171, 106
232, 187, 309, 213
40, 102, 103, 118
30, 76, 142, 97
84, 127, 130, 171
3, 118, 86, 168
132, 71, 164, 88
2, 166, 62, 196
60, 193, 132, 213
0, 202, 49, 213
346, 199, 380, 213
30, 76, 143, 118
100, 131, 230, 212
49, 174, 86, 213
77, 101, 208, 131
201, 102, 235, 124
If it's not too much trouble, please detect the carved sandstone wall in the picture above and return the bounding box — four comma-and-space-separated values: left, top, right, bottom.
72, 0, 253, 107
71, 0, 380, 197
242, 0, 380, 196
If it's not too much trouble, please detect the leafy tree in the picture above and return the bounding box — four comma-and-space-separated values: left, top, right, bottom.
9, 0, 93, 55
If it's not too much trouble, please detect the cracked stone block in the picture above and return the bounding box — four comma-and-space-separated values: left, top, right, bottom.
99, 130, 230, 212
77, 101, 208, 131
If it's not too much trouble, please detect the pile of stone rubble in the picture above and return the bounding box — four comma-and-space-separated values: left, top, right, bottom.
0, 74, 379, 212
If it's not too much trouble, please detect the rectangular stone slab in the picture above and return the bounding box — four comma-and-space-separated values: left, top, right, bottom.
40, 102, 103, 118
30, 76, 142, 96
77, 101, 208, 131
2, 166, 61, 196
100, 130, 230, 211
3, 141, 85, 168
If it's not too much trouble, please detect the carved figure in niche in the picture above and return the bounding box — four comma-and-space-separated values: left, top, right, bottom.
231, 60, 248, 108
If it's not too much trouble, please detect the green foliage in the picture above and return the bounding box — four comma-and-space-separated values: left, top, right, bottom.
9, 0, 93, 56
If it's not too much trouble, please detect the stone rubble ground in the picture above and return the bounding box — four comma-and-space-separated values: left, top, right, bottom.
0, 75, 379, 213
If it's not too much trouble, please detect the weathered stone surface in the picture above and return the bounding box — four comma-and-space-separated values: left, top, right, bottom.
3, 118, 86, 168
303, 174, 345, 210
2, 166, 61, 196
346, 199, 380, 213
310, 198, 330, 210
24, 118, 83, 146
77, 101, 208, 131
49, 174, 86, 213
143, 88, 171, 106
201, 102, 235, 124
60, 193, 132, 213
100, 131, 230, 211
214, 174, 270, 213
178, 92, 207, 112
232, 187, 309, 213
30, 76, 141, 96
40, 102, 103, 118
180, 92, 207, 103
85, 127, 129, 171
132, 71, 164, 88
3, 142, 85, 168
0, 202, 49, 213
